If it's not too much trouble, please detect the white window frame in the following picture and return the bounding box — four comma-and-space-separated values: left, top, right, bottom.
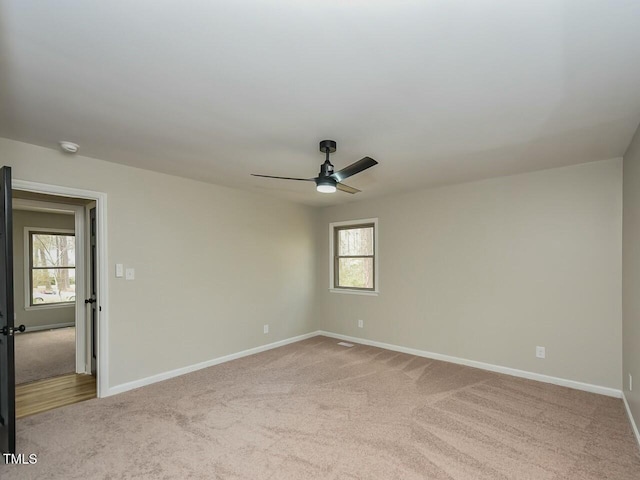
24, 226, 77, 311
329, 218, 379, 296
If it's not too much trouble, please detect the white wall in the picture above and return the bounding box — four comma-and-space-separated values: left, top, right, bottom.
623, 123, 640, 429
12, 209, 75, 329
1, 137, 319, 388
318, 159, 623, 389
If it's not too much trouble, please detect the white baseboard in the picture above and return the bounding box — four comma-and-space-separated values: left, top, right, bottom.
318, 331, 622, 399
623, 393, 640, 450
104, 328, 635, 448
25, 322, 75, 332
106, 331, 320, 397
106, 329, 623, 401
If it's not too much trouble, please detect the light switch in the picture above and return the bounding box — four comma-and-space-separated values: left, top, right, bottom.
115, 264, 124, 278
125, 268, 135, 280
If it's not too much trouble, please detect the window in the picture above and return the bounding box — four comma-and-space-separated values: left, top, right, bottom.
330, 218, 378, 294
28, 230, 76, 306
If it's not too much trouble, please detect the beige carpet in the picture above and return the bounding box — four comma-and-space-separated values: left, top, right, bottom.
14, 327, 76, 385
2, 336, 639, 479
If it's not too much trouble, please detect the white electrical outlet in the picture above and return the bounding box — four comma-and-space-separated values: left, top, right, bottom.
263, 324, 269, 334
358, 319, 364, 328
125, 268, 135, 280
536, 346, 546, 359
630, 374, 633, 392
115, 263, 124, 278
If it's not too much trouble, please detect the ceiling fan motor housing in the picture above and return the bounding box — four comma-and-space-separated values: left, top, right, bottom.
319, 161, 334, 177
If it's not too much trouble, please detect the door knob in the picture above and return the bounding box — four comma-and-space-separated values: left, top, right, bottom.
1, 324, 26, 336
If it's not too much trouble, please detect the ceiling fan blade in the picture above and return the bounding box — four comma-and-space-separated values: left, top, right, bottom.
331, 157, 378, 182
251, 174, 314, 182
336, 183, 361, 194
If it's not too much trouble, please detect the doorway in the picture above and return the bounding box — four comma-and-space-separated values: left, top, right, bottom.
10, 180, 108, 399
11, 193, 96, 417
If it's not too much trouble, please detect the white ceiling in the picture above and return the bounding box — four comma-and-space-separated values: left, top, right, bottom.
1, 1, 639, 207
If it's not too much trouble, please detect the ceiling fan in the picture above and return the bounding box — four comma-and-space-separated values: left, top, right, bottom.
251, 140, 378, 194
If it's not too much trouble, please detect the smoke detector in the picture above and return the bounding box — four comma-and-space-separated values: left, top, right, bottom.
59, 141, 79, 154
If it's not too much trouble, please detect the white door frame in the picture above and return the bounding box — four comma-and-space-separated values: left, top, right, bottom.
12, 180, 109, 398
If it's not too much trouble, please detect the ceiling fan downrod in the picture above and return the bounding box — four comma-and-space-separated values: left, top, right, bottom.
319, 140, 336, 177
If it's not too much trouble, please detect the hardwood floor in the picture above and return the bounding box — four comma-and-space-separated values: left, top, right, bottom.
16, 373, 96, 419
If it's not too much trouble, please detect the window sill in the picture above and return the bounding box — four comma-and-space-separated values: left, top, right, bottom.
25, 303, 75, 311
329, 288, 379, 297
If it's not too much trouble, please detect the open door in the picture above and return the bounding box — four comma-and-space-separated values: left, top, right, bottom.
0, 166, 16, 453
88, 206, 97, 375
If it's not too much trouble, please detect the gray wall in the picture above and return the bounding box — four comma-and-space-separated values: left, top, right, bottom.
318, 159, 623, 389
623, 123, 640, 431
13, 209, 76, 329
1, 137, 319, 389
1, 136, 626, 397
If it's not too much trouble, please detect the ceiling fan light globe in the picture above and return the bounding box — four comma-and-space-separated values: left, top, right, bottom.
317, 184, 337, 193
316, 177, 337, 193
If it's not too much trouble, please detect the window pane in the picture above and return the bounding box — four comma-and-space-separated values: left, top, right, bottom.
32, 268, 76, 304
337, 258, 374, 289
338, 227, 373, 256
32, 234, 75, 267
